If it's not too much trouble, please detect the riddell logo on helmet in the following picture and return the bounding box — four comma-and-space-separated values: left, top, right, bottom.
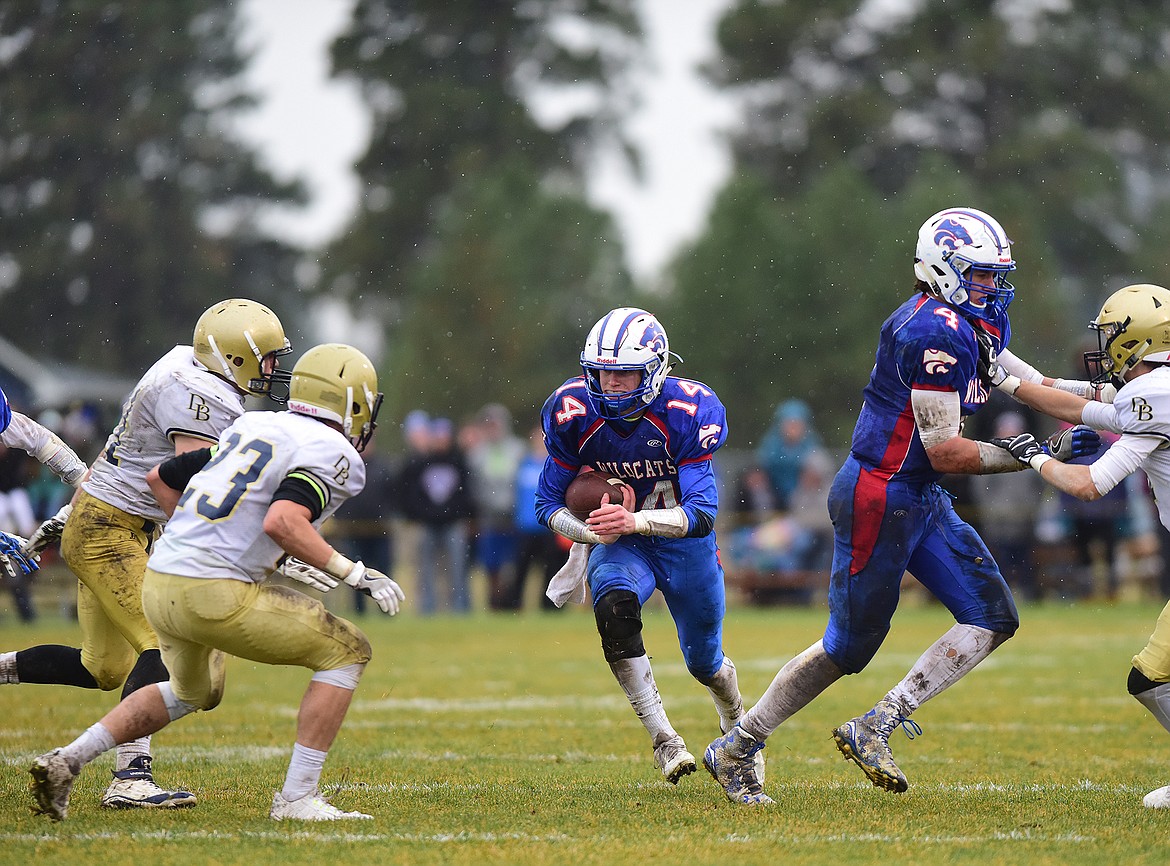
288, 401, 321, 417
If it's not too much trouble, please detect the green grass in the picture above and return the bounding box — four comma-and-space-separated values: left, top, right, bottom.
0, 596, 1168, 865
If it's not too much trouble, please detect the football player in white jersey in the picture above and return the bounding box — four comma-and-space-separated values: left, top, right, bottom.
0, 385, 88, 578
1, 299, 291, 810
984, 283, 1170, 810
29, 343, 402, 823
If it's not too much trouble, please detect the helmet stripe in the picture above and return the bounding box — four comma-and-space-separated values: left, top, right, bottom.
949, 208, 1008, 253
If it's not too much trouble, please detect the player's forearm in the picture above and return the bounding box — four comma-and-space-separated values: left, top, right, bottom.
925, 436, 983, 475
1034, 458, 1101, 501
263, 501, 335, 566
1011, 381, 1090, 426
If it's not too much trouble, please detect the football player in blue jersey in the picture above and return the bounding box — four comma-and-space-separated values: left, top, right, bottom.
704, 207, 1104, 804
536, 308, 752, 785
0, 385, 87, 580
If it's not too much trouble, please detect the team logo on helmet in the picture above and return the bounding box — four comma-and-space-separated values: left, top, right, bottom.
637, 321, 668, 354
932, 219, 974, 252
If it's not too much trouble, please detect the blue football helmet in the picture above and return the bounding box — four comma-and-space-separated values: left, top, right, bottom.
913, 207, 1016, 322
580, 308, 672, 420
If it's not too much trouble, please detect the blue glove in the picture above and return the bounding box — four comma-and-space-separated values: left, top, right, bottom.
0, 531, 38, 578
1043, 425, 1101, 461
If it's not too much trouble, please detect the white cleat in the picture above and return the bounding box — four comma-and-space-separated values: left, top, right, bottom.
1143, 785, 1170, 809
101, 756, 196, 809
30, 749, 79, 821
652, 733, 697, 784
270, 790, 373, 821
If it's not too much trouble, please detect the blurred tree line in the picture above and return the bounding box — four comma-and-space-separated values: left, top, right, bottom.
3, 1, 1170, 449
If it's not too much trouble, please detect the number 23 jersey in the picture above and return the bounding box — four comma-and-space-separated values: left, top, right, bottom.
148, 410, 366, 583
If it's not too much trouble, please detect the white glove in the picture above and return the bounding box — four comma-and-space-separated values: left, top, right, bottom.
22, 503, 72, 557
278, 557, 340, 592
341, 560, 405, 615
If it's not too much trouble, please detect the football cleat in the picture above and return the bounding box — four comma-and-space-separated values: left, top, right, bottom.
270, 790, 373, 821
831, 700, 920, 793
29, 749, 79, 821
101, 756, 197, 809
723, 716, 765, 785
1143, 785, 1170, 809
652, 733, 697, 784
703, 725, 773, 805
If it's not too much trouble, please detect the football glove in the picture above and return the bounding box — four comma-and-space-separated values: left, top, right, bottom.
1043, 425, 1101, 461
278, 557, 340, 593
990, 432, 1052, 472
22, 503, 72, 558
974, 330, 1021, 395
341, 560, 405, 616
0, 531, 39, 578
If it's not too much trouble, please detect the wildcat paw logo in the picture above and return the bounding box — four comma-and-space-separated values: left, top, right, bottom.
637, 320, 668, 353
699, 424, 722, 449
923, 348, 957, 375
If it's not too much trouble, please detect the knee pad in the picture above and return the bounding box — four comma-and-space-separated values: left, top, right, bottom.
1128, 666, 1162, 696
157, 681, 199, 722
121, 649, 169, 699
594, 590, 644, 663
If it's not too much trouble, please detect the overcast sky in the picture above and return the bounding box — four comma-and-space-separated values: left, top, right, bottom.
233, 0, 735, 282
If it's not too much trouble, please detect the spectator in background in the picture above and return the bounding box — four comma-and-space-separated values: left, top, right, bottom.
329, 437, 397, 614
730, 465, 779, 527
756, 399, 823, 511
971, 412, 1046, 602
397, 414, 474, 614
0, 443, 38, 539
0, 443, 37, 622
466, 404, 525, 611
506, 426, 565, 611
1061, 427, 1126, 600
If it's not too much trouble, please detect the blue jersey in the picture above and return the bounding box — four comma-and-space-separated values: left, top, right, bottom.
0, 386, 9, 435
535, 375, 727, 537
848, 293, 1012, 487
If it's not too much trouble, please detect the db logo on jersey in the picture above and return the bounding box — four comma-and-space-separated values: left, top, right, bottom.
923, 348, 957, 375
699, 424, 722, 449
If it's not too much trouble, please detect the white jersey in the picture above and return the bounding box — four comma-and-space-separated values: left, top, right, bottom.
85, 346, 245, 523
148, 410, 366, 583
1082, 367, 1170, 529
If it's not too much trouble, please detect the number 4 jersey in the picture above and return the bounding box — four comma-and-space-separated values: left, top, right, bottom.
147, 410, 366, 583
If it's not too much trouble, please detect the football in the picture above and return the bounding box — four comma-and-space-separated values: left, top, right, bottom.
565, 470, 632, 518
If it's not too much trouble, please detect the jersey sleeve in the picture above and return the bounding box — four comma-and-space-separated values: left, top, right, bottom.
534, 383, 584, 525
153, 374, 243, 444
662, 379, 727, 534
1112, 379, 1170, 443
0, 387, 10, 434
896, 317, 978, 396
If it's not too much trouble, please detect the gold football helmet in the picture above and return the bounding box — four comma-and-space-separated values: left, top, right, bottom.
193, 299, 292, 401
288, 343, 383, 451
1085, 284, 1170, 385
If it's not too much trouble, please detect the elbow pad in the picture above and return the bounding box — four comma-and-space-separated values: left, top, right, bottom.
35, 438, 87, 487
632, 507, 688, 538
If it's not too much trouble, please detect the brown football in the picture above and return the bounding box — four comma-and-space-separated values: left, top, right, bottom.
565, 470, 632, 518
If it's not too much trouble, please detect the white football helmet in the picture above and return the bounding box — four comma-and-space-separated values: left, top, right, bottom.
193, 299, 292, 401
913, 207, 1016, 322
288, 343, 383, 451
1084, 284, 1170, 386
580, 308, 673, 420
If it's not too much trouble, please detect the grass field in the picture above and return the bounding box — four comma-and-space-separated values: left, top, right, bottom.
0, 593, 1168, 865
